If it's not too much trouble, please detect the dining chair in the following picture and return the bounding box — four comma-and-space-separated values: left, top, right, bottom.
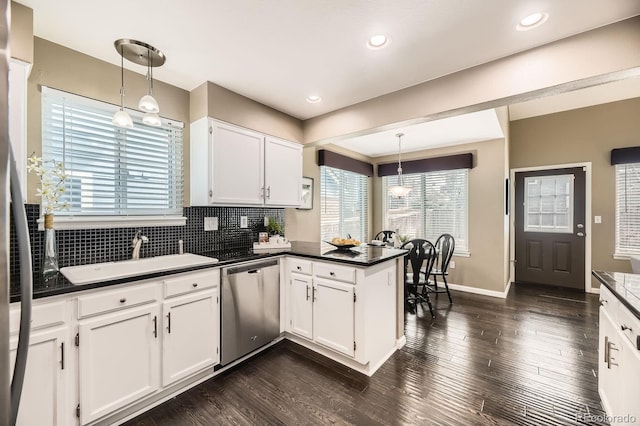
427, 233, 455, 303
401, 239, 437, 317
374, 230, 396, 245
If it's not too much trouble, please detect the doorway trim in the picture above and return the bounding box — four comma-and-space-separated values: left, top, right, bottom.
509, 162, 595, 293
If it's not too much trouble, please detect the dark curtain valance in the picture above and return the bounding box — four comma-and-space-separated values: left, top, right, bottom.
611, 147, 640, 165
318, 149, 374, 177
377, 153, 473, 177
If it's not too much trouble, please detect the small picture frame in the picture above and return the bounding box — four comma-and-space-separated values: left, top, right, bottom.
298, 176, 314, 210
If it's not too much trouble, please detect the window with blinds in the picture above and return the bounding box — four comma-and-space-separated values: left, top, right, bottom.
615, 163, 640, 256
383, 169, 468, 252
41, 87, 184, 217
320, 166, 368, 242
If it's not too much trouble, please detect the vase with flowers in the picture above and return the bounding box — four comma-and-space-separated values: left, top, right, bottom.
27, 153, 68, 277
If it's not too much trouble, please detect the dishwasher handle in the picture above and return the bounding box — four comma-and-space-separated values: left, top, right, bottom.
225, 259, 279, 275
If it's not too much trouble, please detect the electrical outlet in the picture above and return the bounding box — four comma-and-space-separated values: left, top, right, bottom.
204, 217, 218, 231
240, 216, 248, 228
449, 260, 456, 269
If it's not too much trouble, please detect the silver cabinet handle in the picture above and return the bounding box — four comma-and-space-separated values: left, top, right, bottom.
167, 312, 172, 334
119, 298, 126, 303
153, 316, 158, 338
306, 285, 310, 301
312, 286, 317, 302
266, 186, 271, 199
621, 324, 632, 332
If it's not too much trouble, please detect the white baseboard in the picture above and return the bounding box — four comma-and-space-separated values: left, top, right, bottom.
447, 281, 510, 299
396, 335, 406, 349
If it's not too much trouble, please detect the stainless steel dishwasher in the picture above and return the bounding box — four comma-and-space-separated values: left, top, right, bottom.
221, 258, 280, 365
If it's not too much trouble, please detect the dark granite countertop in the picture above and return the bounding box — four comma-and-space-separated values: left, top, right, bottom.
11, 241, 406, 303
592, 270, 640, 320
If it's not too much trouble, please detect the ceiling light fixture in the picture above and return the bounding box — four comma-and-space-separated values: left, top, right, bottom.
516, 12, 548, 31
388, 133, 412, 198
307, 95, 322, 103
367, 34, 389, 49
113, 39, 166, 127
111, 43, 134, 129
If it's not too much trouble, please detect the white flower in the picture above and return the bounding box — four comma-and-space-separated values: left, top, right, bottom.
27, 154, 69, 215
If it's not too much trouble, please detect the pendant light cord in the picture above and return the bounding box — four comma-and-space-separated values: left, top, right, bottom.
119, 45, 125, 108
396, 133, 404, 186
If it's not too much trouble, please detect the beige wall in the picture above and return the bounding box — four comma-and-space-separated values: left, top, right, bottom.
10, 1, 33, 63
510, 97, 640, 286
26, 37, 191, 203
190, 81, 303, 143
303, 16, 640, 145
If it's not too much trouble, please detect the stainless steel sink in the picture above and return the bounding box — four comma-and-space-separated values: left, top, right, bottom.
60, 253, 219, 285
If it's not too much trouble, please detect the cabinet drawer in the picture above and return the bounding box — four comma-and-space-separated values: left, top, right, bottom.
599, 285, 619, 322
77, 283, 158, 319
10, 300, 67, 334
164, 269, 219, 298
314, 262, 356, 284
289, 258, 312, 275
618, 304, 640, 350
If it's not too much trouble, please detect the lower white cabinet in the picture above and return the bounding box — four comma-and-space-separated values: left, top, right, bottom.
10, 326, 69, 426
9, 300, 70, 426
598, 285, 640, 424
289, 273, 313, 339
78, 303, 161, 424
162, 288, 219, 387
313, 278, 355, 357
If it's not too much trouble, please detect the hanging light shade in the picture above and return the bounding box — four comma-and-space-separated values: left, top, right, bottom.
114, 39, 166, 126
138, 48, 160, 113
112, 44, 134, 128
388, 133, 412, 197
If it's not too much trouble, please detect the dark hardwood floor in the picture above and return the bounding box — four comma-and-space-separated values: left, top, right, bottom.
125, 283, 607, 425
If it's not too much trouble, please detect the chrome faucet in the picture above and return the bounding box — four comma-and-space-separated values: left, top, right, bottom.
131, 230, 148, 260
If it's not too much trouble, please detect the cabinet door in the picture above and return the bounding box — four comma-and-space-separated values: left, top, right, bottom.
264, 137, 302, 207
313, 278, 355, 357
78, 304, 160, 424
162, 288, 219, 387
598, 306, 620, 416
618, 327, 640, 423
10, 327, 68, 426
211, 120, 264, 205
289, 273, 313, 339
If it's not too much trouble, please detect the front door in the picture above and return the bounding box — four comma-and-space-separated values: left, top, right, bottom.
514, 167, 586, 290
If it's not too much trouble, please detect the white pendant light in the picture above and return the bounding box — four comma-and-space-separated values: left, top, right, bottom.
138, 48, 159, 113
388, 133, 412, 197
112, 44, 134, 129
142, 112, 162, 127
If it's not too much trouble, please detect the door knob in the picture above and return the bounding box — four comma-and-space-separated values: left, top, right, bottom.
577, 232, 585, 237
577, 223, 584, 229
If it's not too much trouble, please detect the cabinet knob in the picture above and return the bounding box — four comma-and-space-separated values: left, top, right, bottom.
296, 266, 301, 270
192, 283, 198, 288
119, 298, 126, 303
330, 272, 335, 276
621, 324, 632, 332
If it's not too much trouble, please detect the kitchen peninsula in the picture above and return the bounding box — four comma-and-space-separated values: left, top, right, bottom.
9, 241, 406, 425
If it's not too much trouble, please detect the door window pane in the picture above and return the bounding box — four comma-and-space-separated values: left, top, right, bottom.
524, 174, 573, 233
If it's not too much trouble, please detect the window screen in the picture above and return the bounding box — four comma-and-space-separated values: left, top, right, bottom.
615, 163, 640, 256
320, 166, 368, 242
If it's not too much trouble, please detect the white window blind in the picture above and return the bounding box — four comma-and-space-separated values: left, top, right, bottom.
383, 169, 468, 252
41, 87, 184, 217
615, 163, 640, 256
320, 166, 368, 242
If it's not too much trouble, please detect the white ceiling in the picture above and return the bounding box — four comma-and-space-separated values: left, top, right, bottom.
16, 0, 640, 122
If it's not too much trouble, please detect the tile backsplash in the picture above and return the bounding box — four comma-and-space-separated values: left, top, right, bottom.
9, 204, 285, 290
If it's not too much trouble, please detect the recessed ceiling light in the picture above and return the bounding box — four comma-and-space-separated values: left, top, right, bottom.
307, 95, 322, 103
367, 34, 389, 49
516, 12, 548, 31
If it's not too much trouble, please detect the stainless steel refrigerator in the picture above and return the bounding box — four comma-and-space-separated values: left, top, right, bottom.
2, 1, 34, 425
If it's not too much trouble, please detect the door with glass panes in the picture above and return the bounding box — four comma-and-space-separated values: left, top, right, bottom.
514, 167, 586, 289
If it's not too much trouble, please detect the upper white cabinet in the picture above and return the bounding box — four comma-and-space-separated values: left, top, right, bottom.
190, 117, 302, 207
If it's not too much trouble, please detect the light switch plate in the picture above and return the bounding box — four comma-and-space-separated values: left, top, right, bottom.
449, 260, 456, 269
594, 215, 602, 224
204, 217, 218, 231
240, 216, 248, 228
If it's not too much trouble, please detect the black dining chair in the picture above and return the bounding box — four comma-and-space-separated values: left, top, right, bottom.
401, 239, 437, 317
426, 233, 455, 304
374, 230, 396, 244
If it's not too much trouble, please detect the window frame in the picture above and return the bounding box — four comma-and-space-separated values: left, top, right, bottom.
39, 87, 186, 230
614, 162, 640, 258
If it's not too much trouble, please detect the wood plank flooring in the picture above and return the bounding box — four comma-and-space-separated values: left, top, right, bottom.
125, 283, 607, 425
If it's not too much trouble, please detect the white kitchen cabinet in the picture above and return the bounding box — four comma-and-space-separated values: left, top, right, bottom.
289, 272, 313, 339
9, 300, 71, 426
162, 288, 219, 387
285, 257, 397, 375
190, 117, 302, 207
313, 278, 355, 357
598, 284, 640, 424
78, 303, 161, 424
